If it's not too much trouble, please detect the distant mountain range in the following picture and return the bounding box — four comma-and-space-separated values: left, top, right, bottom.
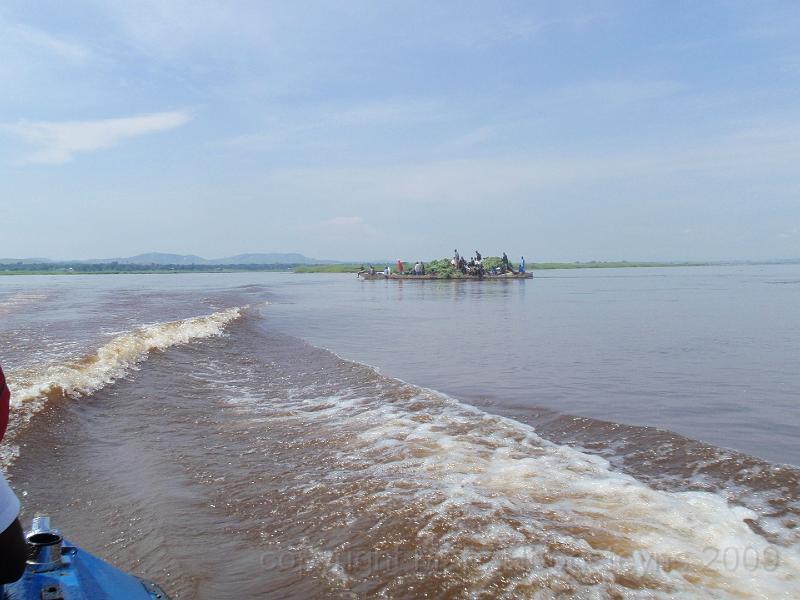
0, 253, 338, 265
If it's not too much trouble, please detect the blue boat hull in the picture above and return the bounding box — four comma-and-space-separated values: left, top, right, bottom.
3, 516, 168, 600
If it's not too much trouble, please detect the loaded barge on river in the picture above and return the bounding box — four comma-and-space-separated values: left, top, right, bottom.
358, 271, 532, 280
357, 252, 530, 281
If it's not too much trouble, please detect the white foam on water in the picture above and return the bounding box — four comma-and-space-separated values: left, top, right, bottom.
1, 307, 245, 464
259, 384, 800, 598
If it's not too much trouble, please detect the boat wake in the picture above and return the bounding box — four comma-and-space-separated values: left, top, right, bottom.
211, 340, 800, 598
6, 314, 800, 598
1, 306, 245, 464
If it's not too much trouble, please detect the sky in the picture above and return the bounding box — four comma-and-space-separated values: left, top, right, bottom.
1, 1, 799, 262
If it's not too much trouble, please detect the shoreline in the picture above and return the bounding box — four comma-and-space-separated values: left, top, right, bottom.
2, 260, 798, 276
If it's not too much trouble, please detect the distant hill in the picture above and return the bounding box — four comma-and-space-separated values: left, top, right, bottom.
0, 257, 54, 264
210, 253, 336, 265
1, 252, 335, 265
83, 253, 209, 265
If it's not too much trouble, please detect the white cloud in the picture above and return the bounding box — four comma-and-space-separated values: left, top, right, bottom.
7, 23, 91, 64
559, 80, 685, 108
259, 121, 800, 206
217, 99, 444, 152
429, 6, 603, 49
0, 20, 93, 87
329, 99, 444, 127
1, 111, 191, 164
216, 78, 685, 157
96, 0, 276, 58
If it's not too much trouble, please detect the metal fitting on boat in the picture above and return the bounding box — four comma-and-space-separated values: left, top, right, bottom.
25, 515, 71, 573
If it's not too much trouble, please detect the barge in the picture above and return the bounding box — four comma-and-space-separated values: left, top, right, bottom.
357, 271, 532, 280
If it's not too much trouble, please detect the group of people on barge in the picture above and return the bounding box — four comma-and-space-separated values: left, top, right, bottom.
451, 250, 525, 277
361, 261, 426, 277
360, 250, 526, 278
392, 259, 427, 276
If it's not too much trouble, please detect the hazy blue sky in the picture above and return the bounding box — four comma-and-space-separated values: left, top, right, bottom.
1, 1, 799, 261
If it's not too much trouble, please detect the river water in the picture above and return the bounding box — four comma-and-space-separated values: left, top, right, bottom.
1, 266, 798, 598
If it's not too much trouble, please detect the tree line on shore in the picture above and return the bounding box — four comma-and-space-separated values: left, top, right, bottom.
0, 262, 299, 274
1, 260, 709, 275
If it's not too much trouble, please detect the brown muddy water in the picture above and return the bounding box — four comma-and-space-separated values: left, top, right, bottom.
1, 268, 799, 598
